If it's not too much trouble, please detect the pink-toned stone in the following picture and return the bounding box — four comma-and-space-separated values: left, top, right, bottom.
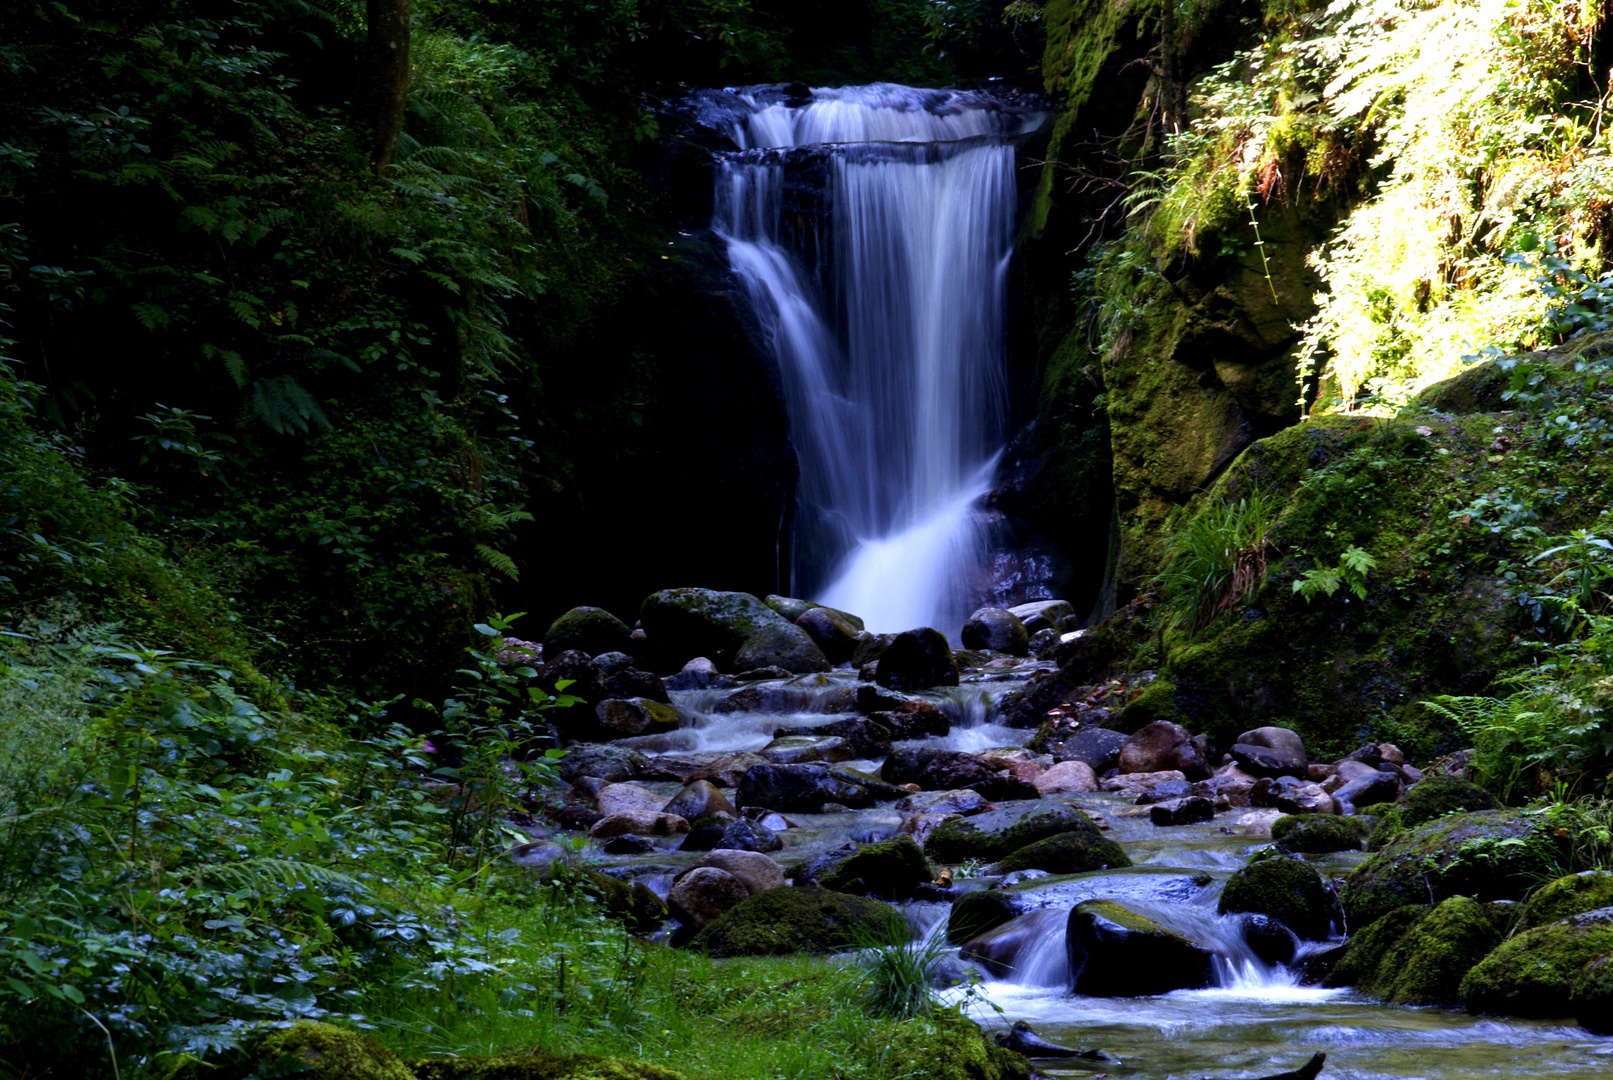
588, 811, 690, 839
1033, 759, 1098, 795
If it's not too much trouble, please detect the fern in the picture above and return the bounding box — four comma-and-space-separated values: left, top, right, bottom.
186, 857, 358, 892
476, 543, 520, 582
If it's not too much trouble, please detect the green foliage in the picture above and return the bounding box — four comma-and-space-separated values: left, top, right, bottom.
1292, 544, 1377, 603
854, 924, 952, 1020
1155, 487, 1277, 632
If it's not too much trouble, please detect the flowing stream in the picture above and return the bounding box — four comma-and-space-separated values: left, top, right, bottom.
704, 84, 1043, 635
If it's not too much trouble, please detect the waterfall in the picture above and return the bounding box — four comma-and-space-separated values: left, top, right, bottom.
709, 84, 1043, 636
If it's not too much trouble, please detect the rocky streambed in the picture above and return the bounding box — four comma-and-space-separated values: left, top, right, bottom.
508, 590, 1613, 1078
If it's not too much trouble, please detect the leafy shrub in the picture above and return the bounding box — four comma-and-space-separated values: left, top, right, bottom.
1156, 487, 1278, 633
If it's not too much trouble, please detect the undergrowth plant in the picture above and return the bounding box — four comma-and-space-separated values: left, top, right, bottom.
1155, 487, 1278, 633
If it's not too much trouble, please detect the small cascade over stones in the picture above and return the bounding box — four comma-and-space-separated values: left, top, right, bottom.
695, 84, 1044, 636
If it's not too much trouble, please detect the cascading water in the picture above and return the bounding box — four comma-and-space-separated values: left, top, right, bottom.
706, 84, 1044, 635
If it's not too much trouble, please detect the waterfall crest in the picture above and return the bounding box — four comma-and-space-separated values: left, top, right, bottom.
709, 84, 1043, 635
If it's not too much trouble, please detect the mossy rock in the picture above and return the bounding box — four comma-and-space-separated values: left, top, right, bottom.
996, 830, 1132, 874
1326, 905, 1430, 990
1396, 775, 1496, 829
1364, 806, 1405, 851
860, 1008, 1030, 1080
692, 886, 907, 957
1460, 919, 1613, 1017
1519, 870, 1613, 930
1068, 899, 1217, 995
411, 1055, 687, 1080
1352, 896, 1505, 1006
228, 1023, 415, 1080
925, 805, 1101, 864
548, 865, 667, 933
1271, 814, 1368, 854
1110, 679, 1184, 734
1338, 811, 1552, 929
947, 890, 1020, 944
820, 835, 934, 900
1218, 855, 1334, 939
544, 606, 632, 659
1573, 955, 1613, 1034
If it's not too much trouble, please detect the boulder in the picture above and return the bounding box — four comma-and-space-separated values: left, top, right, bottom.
1053, 727, 1129, 772
925, 804, 1103, 863
874, 628, 960, 691
764, 595, 815, 622
1099, 769, 1187, 799
691, 849, 786, 895
895, 788, 992, 816
732, 620, 831, 675
1396, 774, 1497, 828
1329, 896, 1504, 1006
1032, 760, 1097, 795
603, 834, 656, 855
594, 697, 681, 739
791, 717, 893, 758
693, 886, 909, 956
760, 734, 853, 765
1231, 726, 1308, 777
1274, 782, 1341, 816
589, 811, 690, 839
947, 889, 1021, 943
667, 866, 751, 931
879, 746, 1036, 800
996, 830, 1132, 874
851, 632, 895, 668
711, 683, 814, 715
596, 782, 665, 817
736, 763, 900, 812
639, 588, 816, 672
1518, 870, 1613, 930
541, 650, 610, 705
1218, 856, 1334, 940
1240, 913, 1299, 965
818, 835, 933, 900
961, 607, 1030, 656
1461, 917, 1613, 1017
715, 817, 783, 853
1574, 956, 1613, 1034
664, 656, 731, 691
867, 705, 950, 741
1135, 779, 1192, 804
682, 751, 767, 788
544, 606, 633, 659
1149, 796, 1215, 827
796, 606, 862, 664
591, 651, 634, 674
1118, 721, 1210, 780
897, 812, 961, 846
679, 814, 734, 852
662, 779, 736, 822
1272, 814, 1368, 854
1008, 600, 1076, 634
1332, 772, 1401, 814
1066, 900, 1217, 996
605, 668, 672, 703
559, 744, 647, 785
543, 865, 667, 933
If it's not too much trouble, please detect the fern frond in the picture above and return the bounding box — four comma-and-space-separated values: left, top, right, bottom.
476, 544, 520, 582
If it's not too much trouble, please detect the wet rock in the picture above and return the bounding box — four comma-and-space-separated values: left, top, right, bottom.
736, 763, 900, 812
1149, 796, 1215, 826
961, 607, 1030, 656
997, 829, 1131, 873
791, 717, 893, 758
693, 886, 908, 956
1461, 917, 1613, 1017
682, 751, 767, 788
592, 650, 634, 674
558, 744, 647, 785
1067, 899, 1217, 996
1332, 771, 1401, 813
605, 668, 671, 703
544, 606, 633, 659
664, 656, 732, 692
541, 650, 610, 705
1233, 726, 1308, 773
1329, 896, 1503, 1006
948, 889, 1021, 943
638, 588, 821, 673
1054, 727, 1129, 772
1333, 759, 1382, 785
925, 804, 1103, 863
1519, 870, 1613, 929
1009, 600, 1076, 635
715, 817, 783, 853
882, 747, 988, 789
1574, 955, 1613, 1034
602, 834, 657, 855
662, 779, 737, 822
1275, 782, 1340, 816
1135, 780, 1193, 804
735, 664, 796, 681
1028, 628, 1060, 656
668, 866, 751, 931
1395, 774, 1497, 828
819, 835, 933, 900
851, 632, 895, 668
1118, 721, 1211, 780
732, 620, 830, 675
1219, 855, 1334, 940
867, 701, 951, 740
711, 683, 811, 715
1272, 814, 1368, 854
761, 734, 853, 765
589, 811, 690, 839
997, 1019, 1082, 1058
594, 697, 681, 739
596, 782, 666, 817
1240, 913, 1299, 965
764, 595, 815, 622
896, 788, 992, 815
898, 812, 961, 846
692, 849, 786, 895
680, 813, 736, 851
856, 684, 912, 712
796, 606, 862, 664
874, 628, 960, 691
1099, 769, 1187, 799
1231, 743, 1307, 779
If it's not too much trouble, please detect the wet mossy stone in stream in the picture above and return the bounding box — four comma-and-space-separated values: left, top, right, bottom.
410, 1055, 688, 1080
733, 619, 831, 675
638, 588, 826, 673
861, 1008, 1032, 1080
1338, 810, 1552, 929
1573, 955, 1613, 1034
1333, 896, 1505, 1006
201, 1022, 414, 1080
1271, 814, 1369, 854
1326, 904, 1429, 989
1066, 899, 1217, 996
925, 804, 1101, 863
1396, 775, 1496, 828
1218, 855, 1333, 940
692, 885, 908, 956
947, 889, 1020, 944
544, 606, 632, 659
875, 628, 960, 690
1518, 870, 1613, 929
819, 834, 933, 900
1459, 917, 1613, 1017
995, 830, 1132, 874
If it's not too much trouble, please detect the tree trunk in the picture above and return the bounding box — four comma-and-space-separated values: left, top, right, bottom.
360, 0, 411, 172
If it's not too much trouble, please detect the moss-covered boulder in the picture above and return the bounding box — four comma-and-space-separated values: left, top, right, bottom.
996, 830, 1132, 874
732, 620, 831, 674
859, 1007, 1031, 1080
1519, 871, 1613, 930
1272, 814, 1369, 854
639, 589, 825, 673
1067, 899, 1217, 996
1573, 955, 1613, 1034
227, 1023, 415, 1080
925, 805, 1101, 863
1335, 896, 1504, 1006
411, 1055, 688, 1080
1326, 905, 1430, 990
1460, 919, 1613, 1017
1218, 855, 1334, 940
947, 890, 1021, 944
1338, 811, 1551, 929
1397, 775, 1497, 828
546, 865, 667, 933
544, 606, 633, 659
820, 835, 934, 900
875, 627, 961, 690
692, 886, 908, 957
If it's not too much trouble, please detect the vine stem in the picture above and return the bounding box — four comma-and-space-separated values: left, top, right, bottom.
1248, 195, 1279, 304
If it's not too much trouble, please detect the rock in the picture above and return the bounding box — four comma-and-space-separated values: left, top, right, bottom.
925, 804, 1104, 863
850, 632, 894, 669
559, 743, 647, 785
1233, 809, 1286, 836
795, 606, 862, 664
1066, 899, 1217, 996
793, 717, 893, 758
895, 788, 992, 815
589, 811, 690, 839
1099, 769, 1187, 799
1231, 726, 1309, 777
667, 866, 751, 931
1240, 913, 1299, 965
1053, 727, 1129, 772
691, 849, 786, 895
541, 650, 610, 705
735, 763, 899, 812
760, 734, 853, 765
1135, 779, 1192, 804
1219, 856, 1334, 940
662, 780, 737, 822
818, 835, 933, 900
1519, 870, 1613, 929
948, 889, 1021, 943
1027, 628, 1060, 656
596, 783, 666, 817
639, 588, 822, 673
1574, 955, 1613, 1034
881, 747, 988, 789
544, 606, 633, 659
1329, 897, 1504, 1006
1332, 772, 1401, 814
543, 865, 667, 932
664, 656, 731, 691
996, 1019, 1082, 1059
591, 650, 634, 674
594, 697, 681, 739
874, 627, 960, 691
1378, 743, 1405, 765
711, 683, 812, 715
1461, 918, 1613, 1017
681, 751, 766, 788
764, 595, 815, 622
867, 703, 951, 740
1396, 774, 1497, 827
897, 812, 960, 846
1275, 783, 1340, 816
732, 619, 830, 674
603, 834, 657, 854
715, 817, 783, 853
961, 607, 1030, 656
1149, 797, 1215, 826
605, 668, 671, 703
1118, 720, 1210, 780
679, 814, 734, 851
693, 886, 909, 956
1008, 600, 1076, 634
1272, 814, 1368, 854
1032, 760, 1097, 795
1339, 811, 1552, 928
1333, 760, 1382, 784
997, 830, 1132, 874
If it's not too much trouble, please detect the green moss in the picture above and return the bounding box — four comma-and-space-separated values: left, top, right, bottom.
1218, 855, 1333, 939
1327, 905, 1430, 989
1112, 679, 1184, 733
1360, 896, 1505, 1006
820, 835, 933, 900
1080, 898, 1179, 936
1573, 955, 1613, 1034
1519, 871, 1613, 930
860, 1008, 1030, 1080
692, 887, 907, 958
925, 806, 1102, 864
996, 830, 1133, 874
1397, 776, 1497, 829
947, 891, 1019, 944
410, 1056, 686, 1080
548, 865, 667, 934
249, 1023, 416, 1080
1272, 814, 1368, 854
1460, 920, 1613, 1017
